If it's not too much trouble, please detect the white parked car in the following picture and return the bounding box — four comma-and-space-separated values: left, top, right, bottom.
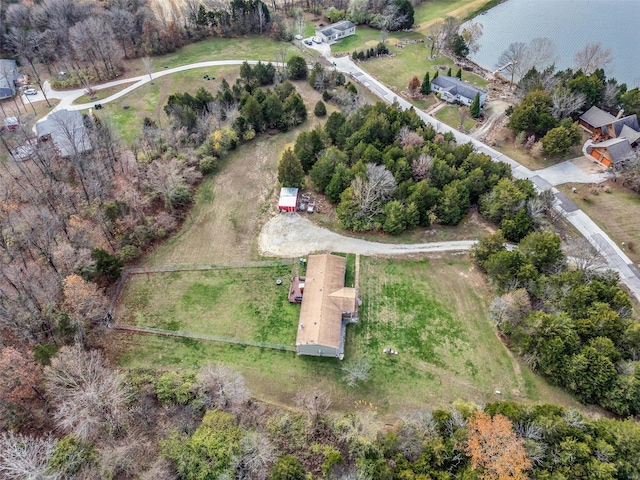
294, 34, 303, 40
312, 36, 322, 44
24, 88, 38, 95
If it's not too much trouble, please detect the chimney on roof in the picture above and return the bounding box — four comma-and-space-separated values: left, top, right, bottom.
617, 109, 625, 119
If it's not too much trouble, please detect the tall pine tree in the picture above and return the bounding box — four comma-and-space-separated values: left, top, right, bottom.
421, 72, 431, 95
456, 68, 462, 80
470, 93, 481, 118
278, 148, 305, 188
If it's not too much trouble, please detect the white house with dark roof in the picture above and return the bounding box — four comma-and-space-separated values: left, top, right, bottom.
0, 59, 19, 99
431, 75, 487, 107
315, 20, 356, 44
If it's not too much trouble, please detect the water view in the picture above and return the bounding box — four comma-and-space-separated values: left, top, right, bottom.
468, 0, 640, 87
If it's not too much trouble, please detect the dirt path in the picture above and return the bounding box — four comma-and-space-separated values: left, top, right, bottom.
258, 213, 477, 257
470, 100, 509, 140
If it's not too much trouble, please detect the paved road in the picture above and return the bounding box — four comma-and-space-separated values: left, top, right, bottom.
328, 55, 640, 301
259, 213, 476, 257
30, 54, 640, 301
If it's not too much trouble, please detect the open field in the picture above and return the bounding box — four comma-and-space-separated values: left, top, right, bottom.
113, 254, 586, 412
436, 105, 477, 131
121, 37, 303, 77
557, 181, 640, 264
413, 0, 493, 34
330, 26, 422, 54
117, 265, 300, 346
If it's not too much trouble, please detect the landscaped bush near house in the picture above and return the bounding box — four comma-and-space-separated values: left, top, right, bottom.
314, 100, 326, 116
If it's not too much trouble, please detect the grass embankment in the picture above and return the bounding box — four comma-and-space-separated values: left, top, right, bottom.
118, 265, 299, 346
115, 255, 583, 412
73, 83, 137, 105
558, 181, 640, 264
413, 0, 494, 33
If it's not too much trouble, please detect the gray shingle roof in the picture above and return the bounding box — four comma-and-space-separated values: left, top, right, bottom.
319, 20, 355, 37
591, 137, 632, 163
579, 106, 617, 128
36, 110, 91, 157
619, 124, 640, 145
605, 114, 640, 137
431, 75, 486, 102
0, 59, 18, 99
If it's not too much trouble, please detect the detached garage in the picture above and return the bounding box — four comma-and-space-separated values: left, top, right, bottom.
278, 187, 299, 212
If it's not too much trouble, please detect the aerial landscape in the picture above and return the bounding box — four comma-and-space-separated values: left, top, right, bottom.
1, 0, 640, 478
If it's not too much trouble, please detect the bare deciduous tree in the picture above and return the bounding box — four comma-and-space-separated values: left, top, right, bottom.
237, 431, 276, 480
142, 56, 154, 83
341, 358, 371, 386
411, 154, 433, 182
489, 288, 531, 329
45, 346, 130, 440
350, 163, 397, 221
196, 364, 250, 412
397, 127, 424, 149
0, 431, 58, 480
566, 236, 606, 273
524, 37, 558, 72
497, 42, 528, 87
574, 42, 613, 74
551, 87, 586, 119
461, 22, 483, 55
295, 387, 332, 426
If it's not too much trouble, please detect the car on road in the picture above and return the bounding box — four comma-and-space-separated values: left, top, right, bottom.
304, 39, 313, 46
312, 36, 322, 44
24, 88, 38, 95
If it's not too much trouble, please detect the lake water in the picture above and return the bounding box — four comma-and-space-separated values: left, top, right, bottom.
467, 0, 640, 87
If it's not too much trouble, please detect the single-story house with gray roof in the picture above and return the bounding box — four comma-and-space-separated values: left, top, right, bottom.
36, 109, 92, 158
431, 75, 487, 107
315, 20, 356, 44
0, 59, 19, 99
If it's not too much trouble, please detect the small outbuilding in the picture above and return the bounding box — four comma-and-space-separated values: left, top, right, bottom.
278, 187, 299, 212
295, 253, 358, 359
315, 20, 356, 44
586, 137, 632, 167
3, 117, 20, 131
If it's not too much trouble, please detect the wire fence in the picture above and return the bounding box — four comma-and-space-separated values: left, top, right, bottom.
112, 324, 296, 352
108, 258, 295, 315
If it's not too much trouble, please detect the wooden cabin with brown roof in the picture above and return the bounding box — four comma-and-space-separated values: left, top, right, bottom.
580, 106, 640, 166
295, 253, 358, 359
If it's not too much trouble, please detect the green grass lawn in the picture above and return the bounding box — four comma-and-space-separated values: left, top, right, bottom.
330, 26, 422, 53
436, 105, 477, 131
413, 0, 493, 33
118, 265, 299, 346
73, 83, 137, 105
115, 255, 584, 412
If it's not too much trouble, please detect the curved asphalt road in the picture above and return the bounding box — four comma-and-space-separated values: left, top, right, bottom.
30, 55, 640, 301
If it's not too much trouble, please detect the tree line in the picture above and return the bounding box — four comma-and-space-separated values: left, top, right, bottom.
3, 347, 640, 479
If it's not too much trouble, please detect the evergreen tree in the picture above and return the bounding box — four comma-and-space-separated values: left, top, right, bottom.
433, 71, 439, 80
421, 72, 431, 95
456, 68, 462, 79
470, 92, 481, 118
447, 67, 452, 76
314, 100, 327, 116
278, 148, 305, 189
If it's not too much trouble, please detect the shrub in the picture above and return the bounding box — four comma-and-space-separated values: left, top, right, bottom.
269, 455, 306, 480
198, 155, 219, 174
47, 435, 96, 477
155, 371, 196, 406
314, 100, 327, 116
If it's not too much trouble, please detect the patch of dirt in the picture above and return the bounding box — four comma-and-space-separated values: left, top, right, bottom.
470, 99, 509, 140
571, 156, 609, 175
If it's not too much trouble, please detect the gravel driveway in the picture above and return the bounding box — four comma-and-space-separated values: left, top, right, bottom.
258, 213, 477, 257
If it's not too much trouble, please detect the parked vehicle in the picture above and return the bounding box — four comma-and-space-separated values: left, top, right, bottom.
312, 36, 322, 44
304, 39, 313, 46
294, 34, 303, 40
24, 88, 37, 95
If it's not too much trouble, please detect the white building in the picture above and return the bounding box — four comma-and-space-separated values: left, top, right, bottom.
315, 20, 356, 44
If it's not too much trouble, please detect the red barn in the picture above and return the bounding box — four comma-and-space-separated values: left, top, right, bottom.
278, 187, 299, 212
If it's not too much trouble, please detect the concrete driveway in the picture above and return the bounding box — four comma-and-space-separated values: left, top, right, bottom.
533, 156, 611, 186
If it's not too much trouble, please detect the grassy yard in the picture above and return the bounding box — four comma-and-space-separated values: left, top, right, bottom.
413, 0, 493, 33
90, 65, 241, 142
557, 181, 640, 264
330, 26, 422, 54
117, 265, 299, 346
436, 105, 477, 131
114, 255, 585, 412
72, 83, 137, 105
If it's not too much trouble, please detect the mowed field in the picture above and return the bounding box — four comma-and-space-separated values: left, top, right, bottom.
113, 254, 584, 412
117, 264, 299, 345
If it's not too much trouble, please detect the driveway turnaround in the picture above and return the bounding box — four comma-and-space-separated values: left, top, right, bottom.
259, 213, 476, 257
